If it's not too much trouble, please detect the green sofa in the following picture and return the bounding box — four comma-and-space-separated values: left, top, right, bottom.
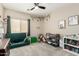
10, 33, 30, 49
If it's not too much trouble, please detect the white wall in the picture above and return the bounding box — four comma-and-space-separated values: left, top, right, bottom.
0, 4, 4, 35
30, 17, 44, 37
43, 4, 79, 36
4, 9, 31, 20
0, 4, 4, 21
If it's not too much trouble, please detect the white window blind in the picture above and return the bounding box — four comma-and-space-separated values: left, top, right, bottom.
11, 19, 28, 33
20, 20, 28, 32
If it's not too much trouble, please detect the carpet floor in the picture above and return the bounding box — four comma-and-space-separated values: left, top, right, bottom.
10, 43, 75, 56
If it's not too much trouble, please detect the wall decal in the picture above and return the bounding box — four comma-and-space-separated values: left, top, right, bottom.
59, 20, 66, 29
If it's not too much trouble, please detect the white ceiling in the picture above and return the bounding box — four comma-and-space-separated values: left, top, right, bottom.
2, 3, 69, 17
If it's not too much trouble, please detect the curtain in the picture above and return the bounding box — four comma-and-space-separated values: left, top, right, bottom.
27, 19, 30, 36
5, 16, 11, 38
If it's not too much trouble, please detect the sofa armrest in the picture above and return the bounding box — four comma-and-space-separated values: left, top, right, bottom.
23, 37, 30, 42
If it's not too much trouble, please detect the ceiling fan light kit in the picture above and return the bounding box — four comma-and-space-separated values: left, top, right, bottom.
35, 6, 38, 9
27, 3, 46, 11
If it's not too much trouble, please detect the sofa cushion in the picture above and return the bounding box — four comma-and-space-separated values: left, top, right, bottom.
10, 39, 30, 49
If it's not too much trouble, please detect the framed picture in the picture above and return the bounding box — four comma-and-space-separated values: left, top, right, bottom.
68, 15, 79, 26
59, 20, 65, 29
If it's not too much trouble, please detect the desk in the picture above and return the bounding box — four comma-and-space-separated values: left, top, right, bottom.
0, 39, 10, 56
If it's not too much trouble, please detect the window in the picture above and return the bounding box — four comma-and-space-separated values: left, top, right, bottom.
11, 19, 28, 33
20, 20, 28, 32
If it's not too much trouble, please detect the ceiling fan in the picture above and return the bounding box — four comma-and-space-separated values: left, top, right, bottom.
27, 3, 46, 11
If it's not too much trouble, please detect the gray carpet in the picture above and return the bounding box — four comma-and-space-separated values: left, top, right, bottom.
10, 43, 75, 56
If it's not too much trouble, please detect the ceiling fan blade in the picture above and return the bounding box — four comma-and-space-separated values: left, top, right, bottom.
34, 3, 39, 6
31, 7, 35, 10
38, 6, 46, 9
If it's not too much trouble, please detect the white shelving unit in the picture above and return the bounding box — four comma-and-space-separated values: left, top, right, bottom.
64, 43, 79, 48
63, 36, 79, 56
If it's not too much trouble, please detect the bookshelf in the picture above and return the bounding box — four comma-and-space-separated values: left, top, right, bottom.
63, 35, 79, 55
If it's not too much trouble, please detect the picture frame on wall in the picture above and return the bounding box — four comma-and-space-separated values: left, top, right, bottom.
68, 15, 79, 26
59, 20, 66, 29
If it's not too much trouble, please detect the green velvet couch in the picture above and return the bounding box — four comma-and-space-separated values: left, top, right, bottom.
10, 33, 30, 49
